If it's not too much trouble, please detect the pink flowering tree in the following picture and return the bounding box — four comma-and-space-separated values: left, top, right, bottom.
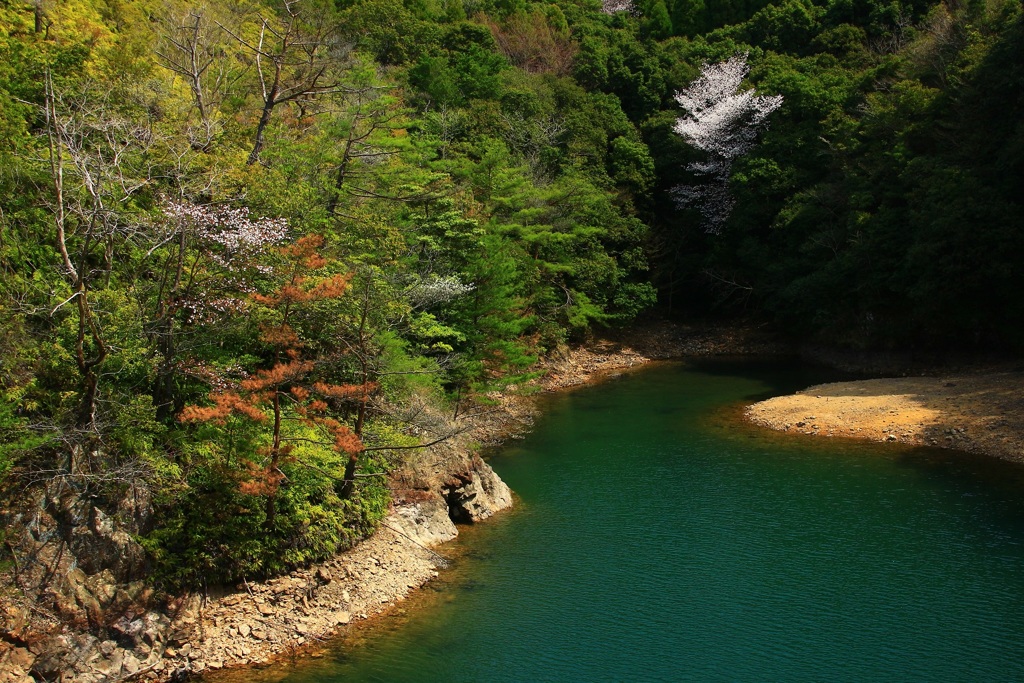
671, 54, 783, 233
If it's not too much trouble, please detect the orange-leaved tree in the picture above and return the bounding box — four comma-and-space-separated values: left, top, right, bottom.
180, 234, 376, 528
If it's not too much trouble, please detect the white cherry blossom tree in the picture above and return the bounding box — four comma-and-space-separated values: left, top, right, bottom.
601, 0, 635, 14
406, 275, 475, 309
672, 54, 783, 233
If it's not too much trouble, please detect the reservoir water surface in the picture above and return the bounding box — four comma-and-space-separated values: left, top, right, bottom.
227, 360, 1024, 682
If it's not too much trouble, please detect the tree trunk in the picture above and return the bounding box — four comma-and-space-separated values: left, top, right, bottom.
248, 66, 281, 165
340, 451, 358, 499
248, 101, 274, 165
75, 288, 106, 429
326, 136, 355, 215
264, 390, 283, 528
153, 316, 177, 423
153, 231, 186, 423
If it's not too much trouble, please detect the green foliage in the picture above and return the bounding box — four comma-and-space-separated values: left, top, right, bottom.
644, 0, 1023, 351
642, 0, 675, 39
609, 136, 657, 199
144, 418, 389, 588
5, 0, 657, 584
2, 0, 1020, 592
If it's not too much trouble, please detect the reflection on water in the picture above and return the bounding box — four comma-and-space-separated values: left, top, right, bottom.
210, 360, 1024, 683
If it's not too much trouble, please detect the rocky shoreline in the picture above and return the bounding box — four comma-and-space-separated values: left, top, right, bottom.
0, 320, 785, 682
0, 435, 511, 683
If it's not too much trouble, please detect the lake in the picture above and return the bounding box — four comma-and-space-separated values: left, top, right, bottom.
222, 360, 1024, 682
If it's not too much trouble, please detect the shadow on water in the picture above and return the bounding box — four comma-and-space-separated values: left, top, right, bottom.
892, 447, 1024, 535
208, 359, 1024, 683
684, 355, 865, 399
717, 379, 1024, 547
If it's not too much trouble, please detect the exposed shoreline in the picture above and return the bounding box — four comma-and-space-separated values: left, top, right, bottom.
0, 427, 514, 681
7, 321, 1020, 682
6, 320, 780, 682
745, 372, 1024, 463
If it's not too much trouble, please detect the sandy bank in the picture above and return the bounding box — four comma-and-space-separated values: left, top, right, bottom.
746, 372, 1024, 462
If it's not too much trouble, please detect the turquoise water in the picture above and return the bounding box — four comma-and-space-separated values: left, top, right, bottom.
231, 360, 1024, 682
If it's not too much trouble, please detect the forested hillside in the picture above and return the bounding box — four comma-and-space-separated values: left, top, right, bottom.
1, 0, 1021, 586
643, 0, 1024, 351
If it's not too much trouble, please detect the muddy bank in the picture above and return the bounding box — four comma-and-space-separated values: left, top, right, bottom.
746, 372, 1024, 462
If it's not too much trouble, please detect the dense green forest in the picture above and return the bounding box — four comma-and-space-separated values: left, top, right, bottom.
1, 0, 1020, 586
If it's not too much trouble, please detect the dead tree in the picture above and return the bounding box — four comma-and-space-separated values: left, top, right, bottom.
43, 76, 153, 431
156, 10, 236, 151
219, 0, 350, 165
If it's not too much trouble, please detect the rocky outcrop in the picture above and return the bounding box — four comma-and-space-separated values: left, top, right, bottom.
145, 516, 445, 680
389, 495, 459, 547
1, 434, 513, 682
0, 499, 487, 682
445, 455, 513, 523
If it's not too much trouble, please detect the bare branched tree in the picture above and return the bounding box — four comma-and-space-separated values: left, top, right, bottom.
484, 11, 578, 76
501, 110, 565, 180
218, 0, 352, 165
43, 76, 156, 430
157, 9, 238, 151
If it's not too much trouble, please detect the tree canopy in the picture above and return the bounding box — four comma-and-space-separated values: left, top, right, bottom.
1, 0, 1021, 584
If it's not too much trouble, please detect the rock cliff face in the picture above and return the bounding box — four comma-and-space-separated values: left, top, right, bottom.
0, 442, 513, 682
445, 454, 514, 523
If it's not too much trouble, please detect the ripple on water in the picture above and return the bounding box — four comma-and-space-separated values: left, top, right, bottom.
212, 360, 1024, 683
